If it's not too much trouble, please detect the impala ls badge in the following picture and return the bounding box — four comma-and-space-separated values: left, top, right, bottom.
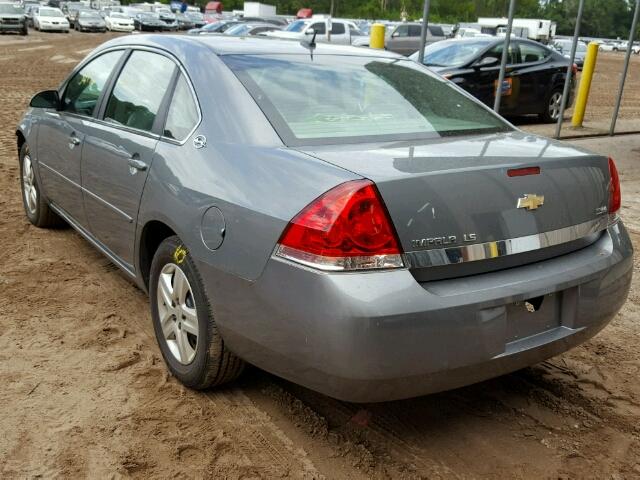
517, 194, 545, 211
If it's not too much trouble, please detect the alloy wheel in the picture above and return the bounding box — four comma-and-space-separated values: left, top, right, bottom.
22, 153, 37, 215
548, 92, 563, 120
157, 263, 199, 365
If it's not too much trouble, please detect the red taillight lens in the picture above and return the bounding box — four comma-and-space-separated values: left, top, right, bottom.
507, 166, 540, 177
275, 179, 404, 271
608, 157, 621, 217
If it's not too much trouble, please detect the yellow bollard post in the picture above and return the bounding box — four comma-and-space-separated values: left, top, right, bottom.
370, 23, 385, 49
572, 42, 599, 127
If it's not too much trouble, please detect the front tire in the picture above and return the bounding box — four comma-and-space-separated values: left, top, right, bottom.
19, 143, 65, 228
149, 236, 244, 389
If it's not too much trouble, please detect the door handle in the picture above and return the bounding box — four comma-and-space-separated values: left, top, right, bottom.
128, 157, 147, 171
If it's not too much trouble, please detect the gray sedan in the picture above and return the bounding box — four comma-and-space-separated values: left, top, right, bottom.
17, 35, 633, 402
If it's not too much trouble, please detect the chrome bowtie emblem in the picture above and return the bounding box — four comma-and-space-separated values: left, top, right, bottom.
517, 194, 545, 211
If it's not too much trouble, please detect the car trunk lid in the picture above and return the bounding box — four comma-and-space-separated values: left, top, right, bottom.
295, 132, 611, 279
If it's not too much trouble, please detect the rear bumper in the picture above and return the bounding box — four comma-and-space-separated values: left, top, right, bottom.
202, 221, 633, 402
110, 25, 134, 31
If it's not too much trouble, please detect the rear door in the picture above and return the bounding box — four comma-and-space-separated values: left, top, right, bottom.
80, 49, 177, 268
329, 21, 348, 44
459, 42, 519, 110
36, 49, 124, 227
512, 41, 554, 115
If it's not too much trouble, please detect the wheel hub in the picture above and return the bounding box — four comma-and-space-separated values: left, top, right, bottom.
22, 153, 37, 215
157, 263, 199, 365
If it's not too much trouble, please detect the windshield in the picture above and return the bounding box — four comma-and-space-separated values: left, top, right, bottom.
140, 13, 158, 19
187, 12, 203, 19
40, 8, 64, 17
225, 24, 252, 35
80, 12, 101, 18
110, 12, 127, 18
411, 40, 491, 67
0, 3, 24, 13
286, 19, 308, 32
224, 55, 510, 146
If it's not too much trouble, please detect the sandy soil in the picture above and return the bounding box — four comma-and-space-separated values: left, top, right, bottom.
1, 31, 640, 479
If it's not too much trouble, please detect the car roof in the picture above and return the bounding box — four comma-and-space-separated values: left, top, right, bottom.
101, 34, 405, 58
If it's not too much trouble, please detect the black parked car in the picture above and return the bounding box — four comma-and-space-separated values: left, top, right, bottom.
411, 38, 576, 122
133, 12, 165, 31
75, 10, 106, 32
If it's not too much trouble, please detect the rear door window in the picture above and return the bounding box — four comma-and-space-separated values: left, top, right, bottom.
408, 25, 422, 37
331, 23, 345, 34
103, 50, 176, 133
62, 50, 123, 116
519, 42, 549, 63
163, 74, 199, 140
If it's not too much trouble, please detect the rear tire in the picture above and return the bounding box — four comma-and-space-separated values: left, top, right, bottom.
19, 143, 65, 228
149, 236, 245, 389
539, 88, 564, 123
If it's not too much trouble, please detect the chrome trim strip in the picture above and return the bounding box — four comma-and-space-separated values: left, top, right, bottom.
404, 217, 610, 268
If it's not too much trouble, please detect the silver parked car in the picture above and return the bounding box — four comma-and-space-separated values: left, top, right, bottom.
17, 35, 633, 402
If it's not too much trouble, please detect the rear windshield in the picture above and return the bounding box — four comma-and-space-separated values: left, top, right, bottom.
223, 54, 511, 146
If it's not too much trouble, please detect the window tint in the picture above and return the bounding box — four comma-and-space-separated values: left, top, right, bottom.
408, 25, 422, 37
485, 43, 519, 64
224, 55, 510, 146
331, 23, 345, 34
62, 51, 122, 116
394, 24, 409, 37
104, 51, 175, 132
519, 42, 549, 63
164, 74, 199, 140
428, 25, 444, 36
309, 22, 325, 34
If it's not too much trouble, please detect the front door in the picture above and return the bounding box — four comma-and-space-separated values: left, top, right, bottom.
81, 49, 176, 268
36, 50, 124, 226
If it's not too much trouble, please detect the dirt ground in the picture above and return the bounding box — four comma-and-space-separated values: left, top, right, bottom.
1, 31, 640, 479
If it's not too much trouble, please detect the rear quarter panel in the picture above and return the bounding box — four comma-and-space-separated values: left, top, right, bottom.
135, 39, 358, 281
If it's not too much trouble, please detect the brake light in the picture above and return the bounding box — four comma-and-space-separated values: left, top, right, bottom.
608, 157, 621, 220
275, 179, 404, 271
508, 166, 540, 177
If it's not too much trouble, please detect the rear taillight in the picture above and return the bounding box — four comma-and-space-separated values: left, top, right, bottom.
275, 179, 404, 271
608, 157, 621, 222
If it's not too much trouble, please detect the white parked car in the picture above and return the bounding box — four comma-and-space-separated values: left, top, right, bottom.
33, 7, 69, 32
105, 12, 134, 31
264, 18, 361, 45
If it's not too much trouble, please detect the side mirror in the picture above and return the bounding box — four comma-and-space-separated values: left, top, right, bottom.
474, 56, 499, 68
391, 31, 398, 38
305, 28, 315, 35
30, 90, 60, 109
